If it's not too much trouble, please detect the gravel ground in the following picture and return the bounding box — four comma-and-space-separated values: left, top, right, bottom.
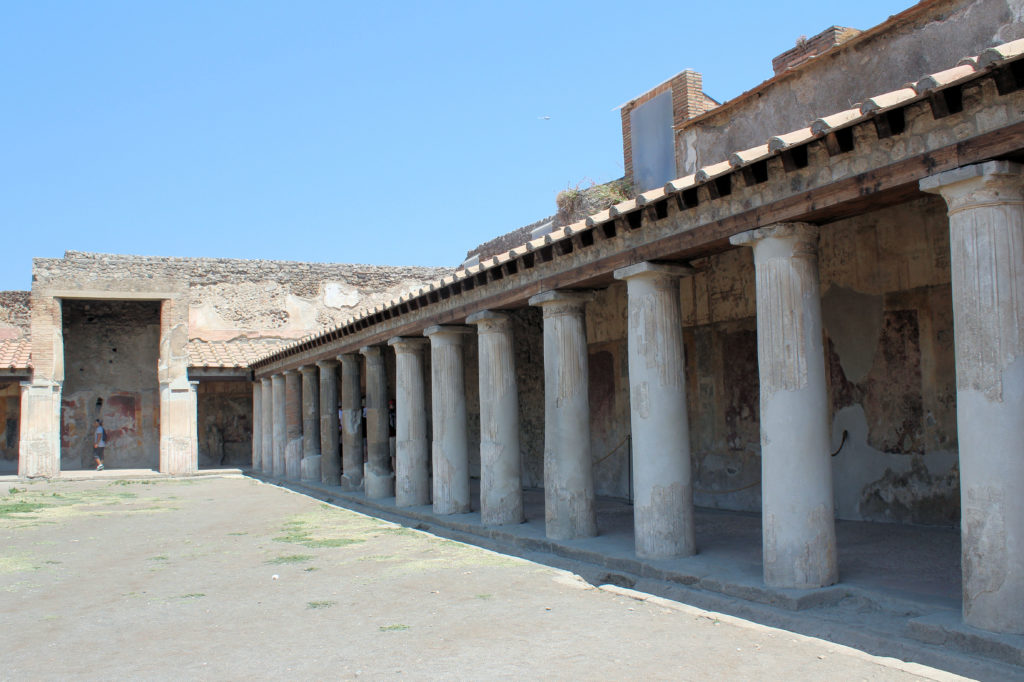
0, 476, 966, 681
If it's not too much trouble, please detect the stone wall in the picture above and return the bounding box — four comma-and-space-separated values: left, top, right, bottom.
34, 251, 453, 348
674, 0, 1024, 175
0, 291, 30, 339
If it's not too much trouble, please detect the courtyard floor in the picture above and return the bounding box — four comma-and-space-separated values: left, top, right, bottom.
0, 475, 975, 680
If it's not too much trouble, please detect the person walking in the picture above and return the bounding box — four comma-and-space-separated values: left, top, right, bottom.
93, 419, 107, 470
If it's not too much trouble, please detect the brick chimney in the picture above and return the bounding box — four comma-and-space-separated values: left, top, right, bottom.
772, 26, 861, 75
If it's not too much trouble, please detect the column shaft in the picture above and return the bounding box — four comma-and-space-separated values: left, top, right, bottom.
361, 346, 393, 499
529, 290, 597, 540
340, 354, 364, 490
261, 377, 273, 473
317, 360, 341, 486
389, 337, 431, 507
272, 374, 286, 477
467, 311, 523, 526
284, 370, 302, 480
731, 223, 836, 589
299, 365, 321, 482
425, 326, 471, 515
252, 381, 262, 472
921, 161, 1024, 634
614, 263, 696, 559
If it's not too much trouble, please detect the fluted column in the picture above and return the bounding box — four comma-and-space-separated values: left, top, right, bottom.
252, 381, 262, 472
423, 326, 471, 515
260, 377, 273, 473
361, 346, 393, 499
731, 223, 836, 589
317, 359, 341, 486
467, 311, 523, 526
299, 366, 321, 482
284, 369, 302, 480
272, 373, 286, 477
388, 337, 431, 507
528, 290, 597, 540
921, 161, 1024, 634
614, 262, 696, 559
339, 353, 364, 490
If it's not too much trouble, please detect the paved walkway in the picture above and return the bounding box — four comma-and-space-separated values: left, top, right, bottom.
5, 467, 1023, 678
0, 475, 974, 680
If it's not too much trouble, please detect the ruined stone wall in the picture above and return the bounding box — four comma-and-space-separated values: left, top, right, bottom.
196, 381, 252, 467
580, 197, 958, 524
0, 382, 19, 472
0, 291, 30, 340
34, 252, 453, 348
676, 0, 1024, 174
60, 300, 161, 469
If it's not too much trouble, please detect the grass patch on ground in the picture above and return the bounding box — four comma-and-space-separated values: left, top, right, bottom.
266, 554, 314, 565
379, 624, 410, 632
272, 512, 367, 549
307, 600, 335, 609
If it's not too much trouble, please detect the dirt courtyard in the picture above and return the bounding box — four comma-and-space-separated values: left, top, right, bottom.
0, 476, 962, 680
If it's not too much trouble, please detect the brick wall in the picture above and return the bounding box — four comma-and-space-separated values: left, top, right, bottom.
619, 70, 717, 184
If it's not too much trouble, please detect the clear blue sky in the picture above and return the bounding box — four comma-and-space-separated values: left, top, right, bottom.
1, 0, 910, 292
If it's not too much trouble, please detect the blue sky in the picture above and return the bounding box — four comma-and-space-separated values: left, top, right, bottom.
1, 0, 909, 291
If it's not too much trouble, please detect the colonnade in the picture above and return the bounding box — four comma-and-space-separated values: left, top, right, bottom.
250, 161, 1024, 634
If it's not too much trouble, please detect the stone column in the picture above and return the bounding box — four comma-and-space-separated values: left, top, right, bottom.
339, 353, 364, 490
317, 359, 341, 486
730, 223, 836, 589
252, 380, 262, 472
921, 161, 1024, 634
613, 262, 696, 559
260, 377, 273, 474
17, 380, 61, 478
424, 325, 472, 515
159, 380, 198, 475
467, 311, 523, 526
272, 373, 286, 477
284, 370, 302, 480
528, 290, 597, 540
388, 337, 431, 507
361, 346, 393, 499
299, 365, 321, 482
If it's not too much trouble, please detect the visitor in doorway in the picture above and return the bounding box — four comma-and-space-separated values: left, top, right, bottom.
93, 419, 107, 470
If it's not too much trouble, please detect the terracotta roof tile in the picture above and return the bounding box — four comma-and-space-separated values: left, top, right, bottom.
730, 143, 771, 168
0, 338, 31, 369
188, 339, 287, 369
914, 63, 978, 94
860, 87, 918, 114
810, 108, 863, 135
978, 38, 1024, 68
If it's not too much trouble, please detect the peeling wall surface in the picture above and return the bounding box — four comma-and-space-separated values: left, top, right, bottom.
0, 382, 20, 472
60, 300, 161, 469
677, 0, 1024, 174
196, 381, 252, 467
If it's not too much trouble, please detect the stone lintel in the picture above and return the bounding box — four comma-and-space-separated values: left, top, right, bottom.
423, 324, 473, 338
729, 222, 818, 247
613, 261, 695, 281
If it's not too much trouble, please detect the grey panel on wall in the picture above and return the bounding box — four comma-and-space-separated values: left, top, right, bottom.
630, 90, 675, 192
